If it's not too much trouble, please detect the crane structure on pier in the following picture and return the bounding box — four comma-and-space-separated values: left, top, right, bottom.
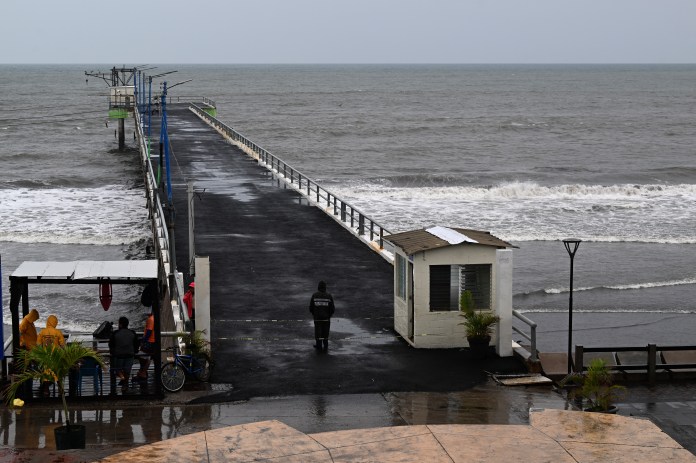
84, 65, 160, 150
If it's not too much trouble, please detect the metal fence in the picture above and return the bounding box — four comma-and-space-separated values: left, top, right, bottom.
512, 310, 538, 362
134, 110, 191, 332
188, 103, 395, 256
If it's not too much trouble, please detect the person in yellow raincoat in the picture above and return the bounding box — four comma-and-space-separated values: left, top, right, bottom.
36, 315, 66, 397
37, 315, 65, 348
19, 309, 40, 350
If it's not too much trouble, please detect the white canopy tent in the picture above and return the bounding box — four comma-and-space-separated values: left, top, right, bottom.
8, 260, 163, 398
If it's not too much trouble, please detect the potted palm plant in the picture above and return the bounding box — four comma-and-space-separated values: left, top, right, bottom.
560, 358, 626, 413
459, 290, 499, 359
5, 342, 104, 449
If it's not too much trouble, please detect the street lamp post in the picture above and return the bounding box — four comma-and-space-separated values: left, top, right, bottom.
563, 238, 582, 375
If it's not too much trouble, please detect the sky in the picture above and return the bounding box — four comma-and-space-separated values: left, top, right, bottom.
3, 0, 696, 64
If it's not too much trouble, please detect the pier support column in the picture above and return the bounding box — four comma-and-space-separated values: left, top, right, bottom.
118, 119, 125, 151
495, 249, 513, 357
195, 256, 211, 344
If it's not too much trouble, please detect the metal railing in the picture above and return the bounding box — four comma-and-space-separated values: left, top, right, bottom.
188, 103, 394, 255
134, 110, 191, 332
512, 309, 538, 362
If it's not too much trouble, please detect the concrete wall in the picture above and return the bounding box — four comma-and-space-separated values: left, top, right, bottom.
495, 249, 513, 357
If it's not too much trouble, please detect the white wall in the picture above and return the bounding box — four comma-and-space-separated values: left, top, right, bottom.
495, 249, 513, 356
195, 256, 211, 344
393, 250, 413, 346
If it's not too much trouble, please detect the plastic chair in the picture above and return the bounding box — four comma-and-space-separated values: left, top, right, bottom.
77, 357, 102, 395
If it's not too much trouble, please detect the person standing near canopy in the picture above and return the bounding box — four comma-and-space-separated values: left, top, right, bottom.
109, 316, 139, 389
36, 314, 65, 396
19, 309, 39, 350
183, 282, 195, 330
36, 314, 65, 348
135, 311, 155, 383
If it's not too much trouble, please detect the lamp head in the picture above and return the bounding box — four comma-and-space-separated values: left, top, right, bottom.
562, 238, 582, 257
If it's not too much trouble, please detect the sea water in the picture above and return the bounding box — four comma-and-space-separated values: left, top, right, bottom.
2, 64, 696, 347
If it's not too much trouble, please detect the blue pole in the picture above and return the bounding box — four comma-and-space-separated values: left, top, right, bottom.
134, 71, 138, 115
162, 82, 173, 204
141, 72, 145, 114
148, 77, 152, 148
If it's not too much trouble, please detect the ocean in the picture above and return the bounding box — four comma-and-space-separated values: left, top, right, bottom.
2, 64, 696, 349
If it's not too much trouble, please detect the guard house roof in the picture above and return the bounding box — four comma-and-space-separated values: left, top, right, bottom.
11, 260, 158, 282
385, 226, 513, 256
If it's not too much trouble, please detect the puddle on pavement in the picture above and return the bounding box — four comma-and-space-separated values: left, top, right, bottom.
320, 318, 396, 354
1, 382, 573, 449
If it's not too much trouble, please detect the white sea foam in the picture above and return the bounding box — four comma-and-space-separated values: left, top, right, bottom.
516, 308, 696, 314
330, 181, 696, 244
0, 186, 149, 245
545, 277, 696, 294
338, 181, 696, 201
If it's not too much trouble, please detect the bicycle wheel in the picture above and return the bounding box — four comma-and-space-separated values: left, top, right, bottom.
161, 362, 186, 392
193, 355, 212, 382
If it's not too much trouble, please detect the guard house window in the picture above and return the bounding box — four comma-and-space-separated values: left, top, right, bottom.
396, 254, 407, 300
429, 264, 492, 311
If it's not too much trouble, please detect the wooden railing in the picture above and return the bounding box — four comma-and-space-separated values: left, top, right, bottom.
575, 344, 696, 385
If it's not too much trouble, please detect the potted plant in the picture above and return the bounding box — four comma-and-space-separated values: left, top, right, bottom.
184, 329, 211, 359
172, 329, 213, 380
459, 290, 500, 359
560, 358, 626, 413
5, 342, 104, 449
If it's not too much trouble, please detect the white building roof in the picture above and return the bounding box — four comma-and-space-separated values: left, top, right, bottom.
11, 260, 158, 280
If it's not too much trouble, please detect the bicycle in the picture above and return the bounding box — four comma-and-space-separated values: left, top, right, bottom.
160, 347, 212, 392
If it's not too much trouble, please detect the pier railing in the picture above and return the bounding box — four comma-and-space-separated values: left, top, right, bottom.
512, 310, 538, 362
134, 110, 190, 332
574, 344, 696, 386
188, 103, 395, 259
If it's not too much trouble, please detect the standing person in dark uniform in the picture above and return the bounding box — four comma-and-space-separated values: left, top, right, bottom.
309, 281, 335, 351
109, 317, 139, 389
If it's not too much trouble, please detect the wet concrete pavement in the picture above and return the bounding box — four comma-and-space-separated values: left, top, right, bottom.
6, 380, 696, 461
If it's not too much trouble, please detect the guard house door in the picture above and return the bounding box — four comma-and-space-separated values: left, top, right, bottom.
407, 261, 414, 341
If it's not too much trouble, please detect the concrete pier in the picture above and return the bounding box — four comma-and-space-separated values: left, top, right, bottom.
152, 104, 525, 400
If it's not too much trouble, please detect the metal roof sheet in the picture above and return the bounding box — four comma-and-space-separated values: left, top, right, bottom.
385, 227, 513, 255
11, 260, 158, 280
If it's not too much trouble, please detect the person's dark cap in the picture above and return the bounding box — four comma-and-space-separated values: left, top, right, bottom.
318, 280, 327, 291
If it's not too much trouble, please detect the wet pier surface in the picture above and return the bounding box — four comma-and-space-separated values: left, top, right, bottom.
159, 104, 525, 401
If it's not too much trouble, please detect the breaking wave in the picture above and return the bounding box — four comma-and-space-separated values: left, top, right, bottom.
543, 277, 696, 295
0, 186, 149, 245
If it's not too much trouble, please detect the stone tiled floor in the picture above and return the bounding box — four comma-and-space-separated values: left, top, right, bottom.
4, 381, 696, 462
97, 411, 696, 462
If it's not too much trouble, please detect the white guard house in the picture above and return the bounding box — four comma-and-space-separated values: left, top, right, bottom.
385, 226, 515, 356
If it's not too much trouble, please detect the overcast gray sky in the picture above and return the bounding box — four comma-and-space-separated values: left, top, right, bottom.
3, 0, 696, 64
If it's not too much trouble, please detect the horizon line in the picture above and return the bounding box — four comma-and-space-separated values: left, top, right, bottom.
2, 61, 696, 66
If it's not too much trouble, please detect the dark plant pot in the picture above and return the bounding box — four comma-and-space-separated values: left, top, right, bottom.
586, 405, 619, 415
467, 335, 491, 360
54, 424, 86, 450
